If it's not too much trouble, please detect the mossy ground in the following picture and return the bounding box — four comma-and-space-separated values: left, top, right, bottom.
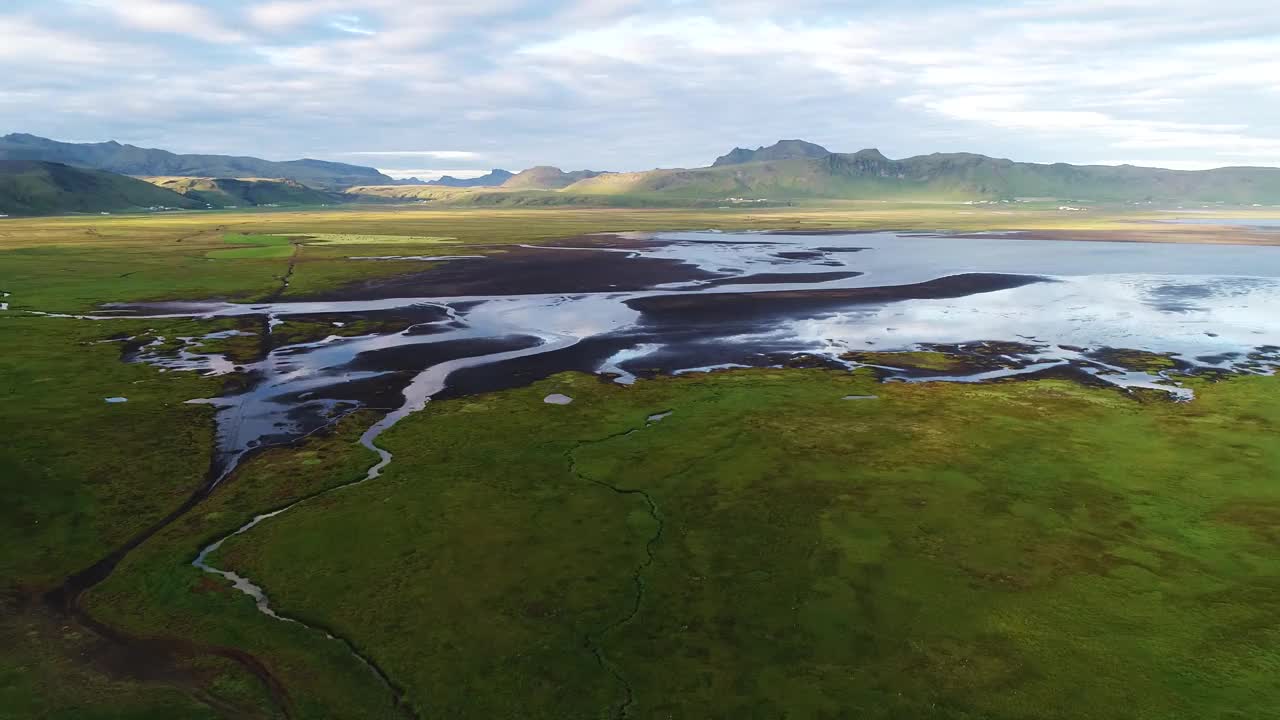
213, 369, 1280, 719
845, 350, 968, 372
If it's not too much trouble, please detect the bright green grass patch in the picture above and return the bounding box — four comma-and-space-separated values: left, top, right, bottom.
207, 233, 296, 259
301, 233, 456, 245
211, 369, 1280, 720
207, 244, 296, 259
222, 233, 294, 246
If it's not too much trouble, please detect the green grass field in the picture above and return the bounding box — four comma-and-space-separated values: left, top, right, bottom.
203, 369, 1280, 719
2, 205, 1279, 718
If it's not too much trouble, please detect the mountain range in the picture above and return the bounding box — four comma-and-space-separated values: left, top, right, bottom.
561, 140, 1280, 204
0, 133, 393, 188
500, 166, 605, 190
425, 169, 514, 187
6, 134, 1280, 216
712, 139, 833, 167
0, 160, 201, 215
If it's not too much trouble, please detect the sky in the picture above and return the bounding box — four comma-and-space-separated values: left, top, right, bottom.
5, 0, 1280, 179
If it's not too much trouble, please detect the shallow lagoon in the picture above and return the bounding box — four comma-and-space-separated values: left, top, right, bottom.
99, 230, 1280, 471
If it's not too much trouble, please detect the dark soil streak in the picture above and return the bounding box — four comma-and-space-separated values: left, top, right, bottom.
41, 388, 382, 719
301, 242, 723, 300
253, 241, 303, 368
75, 607, 294, 718
269, 242, 302, 301
40, 422, 350, 717
271, 603, 419, 720
567, 417, 669, 719
192, 409, 421, 720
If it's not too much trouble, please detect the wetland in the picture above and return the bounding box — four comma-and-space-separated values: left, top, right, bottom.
3, 208, 1280, 719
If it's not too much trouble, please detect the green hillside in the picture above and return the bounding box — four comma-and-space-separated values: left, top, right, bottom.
146, 176, 345, 208
568, 142, 1280, 203
712, 139, 832, 166
501, 166, 607, 190
0, 161, 201, 216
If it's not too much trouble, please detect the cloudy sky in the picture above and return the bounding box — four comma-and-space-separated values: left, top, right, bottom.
5, 0, 1279, 178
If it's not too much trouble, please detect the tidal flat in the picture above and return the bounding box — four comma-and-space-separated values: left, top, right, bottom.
2, 207, 1280, 718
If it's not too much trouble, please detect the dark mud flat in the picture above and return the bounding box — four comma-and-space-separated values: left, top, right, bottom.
285, 306, 453, 330
269, 373, 406, 412
348, 335, 546, 377
772, 250, 831, 261
305, 244, 723, 300
761, 229, 885, 236
627, 273, 1047, 324
698, 270, 862, 288
433, 335, 642, 400
668, 237, 785, 246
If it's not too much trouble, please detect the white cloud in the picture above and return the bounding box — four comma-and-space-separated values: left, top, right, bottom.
0, 16, 123, 64
1088, 160, 1240, 171
6, 0, 1280, 170
344, 151, 482, 159
247, 1, 337, 30
84, 0, 245, 43
377, 168, 494, 180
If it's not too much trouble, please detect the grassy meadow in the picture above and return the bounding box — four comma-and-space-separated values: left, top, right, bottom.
1, 204, 1279, 718
208, 369, 1280, 719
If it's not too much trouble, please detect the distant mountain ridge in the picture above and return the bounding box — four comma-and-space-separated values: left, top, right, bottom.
426, 169, 514, 187
563, 140, 1280, 204
0, 160, 201, 215
10, 133, 1280, 214
712, 139, 832, 166
0, 133, 393, 189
